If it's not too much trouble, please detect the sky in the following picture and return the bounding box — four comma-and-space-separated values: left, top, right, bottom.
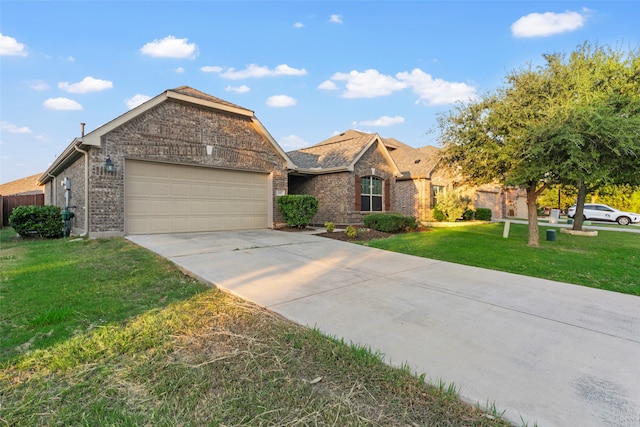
1, 1, 638, 184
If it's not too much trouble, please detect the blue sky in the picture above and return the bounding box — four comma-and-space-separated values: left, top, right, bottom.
1, 1, 638, 184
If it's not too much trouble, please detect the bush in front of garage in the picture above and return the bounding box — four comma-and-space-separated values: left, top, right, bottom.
9, 205, 64, 238
475, 208, 492, 221
277, 195, 319, 228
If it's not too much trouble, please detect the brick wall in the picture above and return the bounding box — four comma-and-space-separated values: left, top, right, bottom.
44, 155, 87, 234
395, 178, 431, 220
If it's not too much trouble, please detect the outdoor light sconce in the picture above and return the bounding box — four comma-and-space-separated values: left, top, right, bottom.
105, 156, 116, 172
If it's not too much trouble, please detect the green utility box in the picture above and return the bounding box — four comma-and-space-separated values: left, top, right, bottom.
62, 209, 75, 221
546, 229, 557, 241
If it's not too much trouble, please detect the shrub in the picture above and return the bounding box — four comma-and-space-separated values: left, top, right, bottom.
9, 205, 63, 238
462, 209, 475, 221
345, 225, 357, 239
324, 221, 335, 233
277, 195, 319, 228
475, 208, 492, 221
363, 213, 417, 233
432, 205, 446, 222
433, 190, 471, 222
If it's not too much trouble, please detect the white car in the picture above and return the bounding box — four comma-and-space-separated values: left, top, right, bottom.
568, 203, 640, 225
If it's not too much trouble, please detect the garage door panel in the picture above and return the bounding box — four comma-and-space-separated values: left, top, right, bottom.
126, 161, 268, 234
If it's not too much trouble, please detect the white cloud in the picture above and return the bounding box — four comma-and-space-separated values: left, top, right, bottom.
318, 80, 338, 90
140, 35, 198, 59
353, 116, 405, 127
266, 95, 297, 107
0, 33, 27, 57
323, 67, 477, 105
511, 10, 587, 38
279, 134, 309, 151
58, 76, 113, 94
1, 121, 32, 134
125, 94, 151, 109
175, 67, 185, 73
397, 69, 477, 105
29, 80, 50, 91
200, 65, 222, 73
331, 69, 407, 98
214, 64, 307, 80
294, 22, 304, 29
225, 85, 250, 94
329, 14, 343, 24
43, 97, 83, 110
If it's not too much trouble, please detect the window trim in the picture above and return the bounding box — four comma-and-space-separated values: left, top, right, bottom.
431, 184, 445, 208
360, 175, 384, 212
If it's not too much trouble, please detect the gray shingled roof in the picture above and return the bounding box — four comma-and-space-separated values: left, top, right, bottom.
170, 86, 252, 113
287, 130, 376, 169
384, 138, 440, 179
288, 129, 440, 177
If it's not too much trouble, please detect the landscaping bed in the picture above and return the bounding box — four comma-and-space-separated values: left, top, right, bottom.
316, 228, 394, 242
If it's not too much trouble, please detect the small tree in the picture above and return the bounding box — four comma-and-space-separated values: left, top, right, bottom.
277, 195, 318, 228
433, 189, 471, 222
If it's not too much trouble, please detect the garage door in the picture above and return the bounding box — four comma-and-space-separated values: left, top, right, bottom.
125, 160, 268, 234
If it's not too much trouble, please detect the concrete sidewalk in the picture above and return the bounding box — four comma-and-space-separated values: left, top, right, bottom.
127, 230, 640, 427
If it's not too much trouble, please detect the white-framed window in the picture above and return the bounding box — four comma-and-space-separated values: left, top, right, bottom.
361, 176, 383, 211
431, 185, 445, 208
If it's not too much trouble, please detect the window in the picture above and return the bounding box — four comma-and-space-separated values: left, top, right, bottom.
431, 185, 445, 208
361, 176, 383, 211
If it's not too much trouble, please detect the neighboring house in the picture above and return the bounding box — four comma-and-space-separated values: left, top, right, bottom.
0, 174, 44, 196
287, 130, 507, 225
0, 174, 45, 227
38, 86, 294, 238
287, 130, 463, 225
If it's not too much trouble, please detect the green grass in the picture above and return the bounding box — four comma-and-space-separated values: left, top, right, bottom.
0, 228, 508, 426
0, 229, 209, 363
367, 223, 640, 295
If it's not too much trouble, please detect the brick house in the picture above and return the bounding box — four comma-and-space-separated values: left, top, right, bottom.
287, 130, 505, 225
38, 87, 294, 238
287, 130, 465, 225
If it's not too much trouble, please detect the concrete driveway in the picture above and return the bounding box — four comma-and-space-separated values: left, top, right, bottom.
127, 229, 640, 427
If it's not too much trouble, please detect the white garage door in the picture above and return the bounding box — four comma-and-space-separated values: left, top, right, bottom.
125, 160, 269, 234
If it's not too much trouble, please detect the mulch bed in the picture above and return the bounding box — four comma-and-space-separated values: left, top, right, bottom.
278, 226, 431, 243
315, 229, 393, 242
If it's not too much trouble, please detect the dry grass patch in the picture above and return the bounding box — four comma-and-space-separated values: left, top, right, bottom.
2, 290, 509, 426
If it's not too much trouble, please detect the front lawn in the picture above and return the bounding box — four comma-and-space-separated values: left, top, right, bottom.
367, 223, 640, 296
0, 229, 508, 426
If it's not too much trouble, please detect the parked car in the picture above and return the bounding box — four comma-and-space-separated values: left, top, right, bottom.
567, 203, 640, 225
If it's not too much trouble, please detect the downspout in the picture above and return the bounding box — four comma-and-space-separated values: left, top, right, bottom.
73, 139, 89, 238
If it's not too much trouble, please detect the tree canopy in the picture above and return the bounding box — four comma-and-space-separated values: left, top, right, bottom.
438, 43, 640, 246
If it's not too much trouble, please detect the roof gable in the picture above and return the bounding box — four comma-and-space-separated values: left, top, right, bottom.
39, 87, 294, 183
384, 138, 440, 179
288, 130, 402, 176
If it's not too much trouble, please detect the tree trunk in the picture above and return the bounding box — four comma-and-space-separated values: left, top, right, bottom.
526, 183, 540, 247
572, 179, 587, 231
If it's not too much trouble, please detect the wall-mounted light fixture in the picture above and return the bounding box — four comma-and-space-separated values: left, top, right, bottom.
105, 156, 116, 172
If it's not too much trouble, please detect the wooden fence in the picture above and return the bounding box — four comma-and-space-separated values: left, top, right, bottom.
1, 194, 45, 227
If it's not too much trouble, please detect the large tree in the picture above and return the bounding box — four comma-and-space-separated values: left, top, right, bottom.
438, 67, 560, 246
535, 44, 640, 230
438, 43, 639, 246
